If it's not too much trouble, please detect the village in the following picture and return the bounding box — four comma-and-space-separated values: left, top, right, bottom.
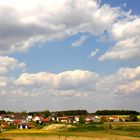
0, 110, 139, 131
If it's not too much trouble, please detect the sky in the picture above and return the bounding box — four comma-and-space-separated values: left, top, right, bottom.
0, 0, 140, 112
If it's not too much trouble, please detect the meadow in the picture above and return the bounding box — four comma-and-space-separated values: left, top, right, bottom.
1, 122, 140, 140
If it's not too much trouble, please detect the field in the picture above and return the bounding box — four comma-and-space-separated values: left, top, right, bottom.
1, 122, 140, 140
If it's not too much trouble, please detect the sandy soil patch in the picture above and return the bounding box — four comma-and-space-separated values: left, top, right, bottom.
42, 124, 75, 131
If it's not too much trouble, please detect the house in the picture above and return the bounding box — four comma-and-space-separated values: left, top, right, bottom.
14, 114, 26, 122
14, 119, 22, 126
110, 116, 120, 122
26, 115, 32, 122
93, 116, 100, 123
3, 115, 14, 123
13, 113, 26, 127
85, 115, 100, 123
122, 117, 131, 122
67, 116, 75, 123
18, 122, 35, 129
18, 122, 28, 129
56, 116, 75, 123
27, 123, 36, 129
3, 117, 11, 122
0, 114, 6, 121
0, 114, 14, 123
57, 117, 69, 123
32, 116, 44, 123
40, 118, 50, 124
52, 117, 56, 121
74, 116, 80, 123
85, 116, 94, 124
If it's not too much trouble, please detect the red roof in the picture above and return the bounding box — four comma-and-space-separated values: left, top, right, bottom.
27, 123, 36, 129
14, 120, 22, 125
41, 118, 49, 123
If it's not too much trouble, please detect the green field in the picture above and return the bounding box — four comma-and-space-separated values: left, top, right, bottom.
1, 122, 140, 140
137, 115, 140, 119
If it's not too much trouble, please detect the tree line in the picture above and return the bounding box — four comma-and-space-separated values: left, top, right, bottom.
53, 110, 88, 117
95, 110, 139, 115
0, 109, 139, 116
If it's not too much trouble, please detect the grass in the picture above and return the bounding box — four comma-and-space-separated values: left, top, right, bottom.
1, 122, 140, 140
68, 123, 104, 132
0, 138, 11, 140
137, 115, 140, 119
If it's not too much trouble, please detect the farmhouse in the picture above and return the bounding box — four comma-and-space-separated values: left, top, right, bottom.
32, 116, 44, 122
110, 116, 120, 122
18, 122, 35, 129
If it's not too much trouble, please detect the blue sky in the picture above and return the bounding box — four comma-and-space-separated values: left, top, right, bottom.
0, 0, 140, 112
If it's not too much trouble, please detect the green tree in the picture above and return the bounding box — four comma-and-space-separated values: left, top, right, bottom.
44, 110, 50, 118
79, 116, 85, 124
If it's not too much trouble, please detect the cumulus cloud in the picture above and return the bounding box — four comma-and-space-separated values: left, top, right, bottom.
100, 17, 140, 60
0, 0, 120, 54
0, 56, 26, 74
117, 80, 140, 94
15, 66, 140, 96
110, 18, 140, 41
0, 0, 139, 61
1, 65, 140, 110
0, 0, 140, 111
71, 35, 88, 47
16, 70, 99, 90
99, 36, 140, 60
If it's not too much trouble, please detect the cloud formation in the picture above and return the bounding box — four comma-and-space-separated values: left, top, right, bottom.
100, 17, 140, 60
0, 55, 140, 111
0, 56, 26, 74
0, 0, 140, 111
14, 66, 140, 98
0, 0, 139, 61
99, 36, 140, 60
0, 0, 119, 54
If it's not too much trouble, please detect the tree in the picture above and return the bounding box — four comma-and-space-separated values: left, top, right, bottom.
95, 110, 139, 115
44, 110, 50, 118
0, 110, 6, 115
129, 114, 138, 122
79, 116, 85, 124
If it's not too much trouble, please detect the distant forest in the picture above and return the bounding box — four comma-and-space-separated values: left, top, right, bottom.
0, 109, 139, 116
95, 110, 139, 115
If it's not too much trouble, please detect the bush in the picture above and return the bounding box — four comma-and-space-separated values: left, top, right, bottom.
129, 114, 138, 122
8, 124, 16, 130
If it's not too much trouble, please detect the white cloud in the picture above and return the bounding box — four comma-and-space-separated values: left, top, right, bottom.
99, 36, 140, 60
89, 48, 99, 58
16, 70, 99, 90
0, 0, 139, 62
110, 18, 140, 41
15, 66, 140, 96
16, 72, 54, 86
1, 65, 140, 110
117, 80, 140, 94
0, 56, 26, 74
0, 0, 140, 110
100, 17, 140, 61
0, 0, 120, 54
71, 35, 88, 47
